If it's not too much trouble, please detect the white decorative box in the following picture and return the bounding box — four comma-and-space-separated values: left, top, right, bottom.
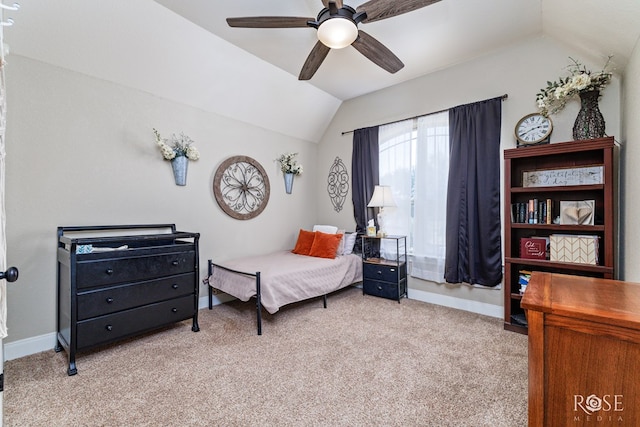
549, 234, 599, 265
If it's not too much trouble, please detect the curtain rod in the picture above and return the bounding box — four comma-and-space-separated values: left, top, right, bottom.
341, 94, 508, 136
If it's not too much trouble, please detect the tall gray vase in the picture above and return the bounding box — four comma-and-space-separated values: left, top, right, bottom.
284, 173, 294, 194
573, 90, 606, 141
171, 156, 188, 186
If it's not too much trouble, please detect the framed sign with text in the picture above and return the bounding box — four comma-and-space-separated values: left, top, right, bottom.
523, 165, 603, 187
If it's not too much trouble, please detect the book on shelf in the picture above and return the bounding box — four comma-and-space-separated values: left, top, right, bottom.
519, 237, 549, 260
511, 199, 553, 224
518, 270, 532, 294
539, 200, 546, 224
528, 199, 536, 224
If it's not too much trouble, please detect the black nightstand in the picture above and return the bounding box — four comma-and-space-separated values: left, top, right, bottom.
361, 235, 407, 302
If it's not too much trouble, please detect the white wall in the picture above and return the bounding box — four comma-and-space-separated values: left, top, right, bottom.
316, 35, 622, 308
621, 36, 640, 280
4, 56, 319, 344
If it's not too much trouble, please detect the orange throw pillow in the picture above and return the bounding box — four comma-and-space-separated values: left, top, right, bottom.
309, 231, 344, 259
292, 229, 316, 255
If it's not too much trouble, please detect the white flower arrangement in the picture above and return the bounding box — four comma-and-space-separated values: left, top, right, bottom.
277, 152, 303, 175
536, 56, 613, 117
153, 128, 200, 161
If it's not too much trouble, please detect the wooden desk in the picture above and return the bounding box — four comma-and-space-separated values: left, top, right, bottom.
522, 272, 640, 426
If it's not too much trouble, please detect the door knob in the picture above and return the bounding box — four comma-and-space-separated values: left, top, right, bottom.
0, 266, 18, 282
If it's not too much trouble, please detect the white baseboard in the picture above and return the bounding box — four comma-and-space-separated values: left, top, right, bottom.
4, 332, 58, 361
199, 293, 233, 309
3, 295, 232, 362
4, 290, 500, 362
407, 288, 503, 318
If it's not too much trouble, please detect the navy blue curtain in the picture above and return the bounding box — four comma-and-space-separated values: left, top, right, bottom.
351, 127, 379, 238
444, 97, 503, 286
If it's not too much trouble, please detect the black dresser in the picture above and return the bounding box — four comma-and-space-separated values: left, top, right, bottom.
56, 224, 200, 375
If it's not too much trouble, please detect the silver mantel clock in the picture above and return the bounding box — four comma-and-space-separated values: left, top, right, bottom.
515, 113, 553, 147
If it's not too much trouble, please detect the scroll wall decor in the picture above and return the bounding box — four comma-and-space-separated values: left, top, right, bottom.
327, 157, 349, 212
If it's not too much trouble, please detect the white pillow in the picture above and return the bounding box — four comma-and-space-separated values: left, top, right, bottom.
312, 225, 338, 234
334, 230, 357, 256
342, 232, 358, 255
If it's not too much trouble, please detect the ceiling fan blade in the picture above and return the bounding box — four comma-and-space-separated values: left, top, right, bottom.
351, 30, 404, 74
226, 17, 313, 28
321, 0, 344, 8
357, 0, 441, 23
299, 41, 331, 80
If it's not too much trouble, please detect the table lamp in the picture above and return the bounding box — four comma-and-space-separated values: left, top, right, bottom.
367, 185, 396, 237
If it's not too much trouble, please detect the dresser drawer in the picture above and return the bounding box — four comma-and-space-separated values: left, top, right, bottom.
363, 262, 406, 283
76, 295, 196, 349
77, 273, 195, 320
76, 251, 195, 288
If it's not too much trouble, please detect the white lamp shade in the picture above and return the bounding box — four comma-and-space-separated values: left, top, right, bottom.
317, 18, 358, 49
367, 185, 396, 208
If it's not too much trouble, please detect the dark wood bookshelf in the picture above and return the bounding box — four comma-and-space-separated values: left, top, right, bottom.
503, 137, 617, 334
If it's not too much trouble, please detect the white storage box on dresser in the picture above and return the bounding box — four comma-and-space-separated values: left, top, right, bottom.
56, 224, 200, 375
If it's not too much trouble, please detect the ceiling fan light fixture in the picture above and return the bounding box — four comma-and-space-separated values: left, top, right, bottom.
317, 18, 358, 49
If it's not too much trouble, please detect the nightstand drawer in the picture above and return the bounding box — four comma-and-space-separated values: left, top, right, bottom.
363, 279, 401, 300
363, 262, 405, 283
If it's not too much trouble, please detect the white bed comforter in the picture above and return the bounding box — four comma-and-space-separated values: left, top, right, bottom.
208, 251, 363, 314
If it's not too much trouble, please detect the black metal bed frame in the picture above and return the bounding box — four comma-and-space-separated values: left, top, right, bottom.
207, 259, 327, 335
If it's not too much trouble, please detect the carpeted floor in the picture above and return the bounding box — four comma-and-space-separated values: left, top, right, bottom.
4, 286, 528, 426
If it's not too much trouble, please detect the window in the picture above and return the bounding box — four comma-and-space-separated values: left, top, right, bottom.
378, 111, 449, 283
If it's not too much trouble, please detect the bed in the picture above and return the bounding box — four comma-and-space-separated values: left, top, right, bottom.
206, 248, 362, 335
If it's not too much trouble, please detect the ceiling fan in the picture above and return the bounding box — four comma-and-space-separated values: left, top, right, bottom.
227, 0, 442, 80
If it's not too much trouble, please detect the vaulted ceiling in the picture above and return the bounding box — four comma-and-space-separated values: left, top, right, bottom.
153, 0, 640, 101
4, 0, 640, 142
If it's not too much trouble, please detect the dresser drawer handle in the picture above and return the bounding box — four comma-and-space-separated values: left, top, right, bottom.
376, 270, 382, 275
171, 308, 178, 313
171, 260, 179, 266
390, 268, 396, 272
377, 285, 383, 290
172, 284, 179, 289
105, 325, 113, 331
106, 297, 114, 304
105, 268, 114, 275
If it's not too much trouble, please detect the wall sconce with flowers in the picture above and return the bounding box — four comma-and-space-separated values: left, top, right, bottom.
153, 128, 200, 186
277, 152, 303, 194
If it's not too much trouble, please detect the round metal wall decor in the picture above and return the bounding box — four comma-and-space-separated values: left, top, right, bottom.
213, 155, 270, 220
327, 156, 349, 212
